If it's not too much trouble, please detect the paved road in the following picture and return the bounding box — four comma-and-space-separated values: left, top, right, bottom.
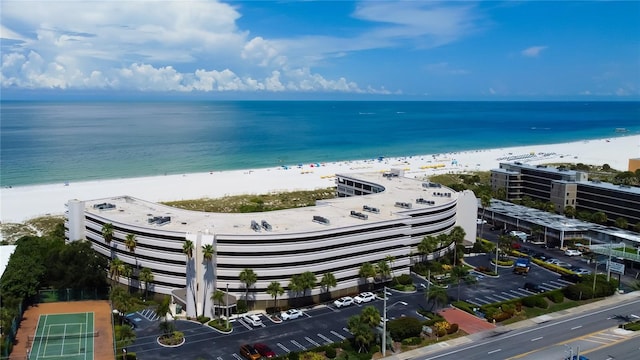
386, 292, 640, 360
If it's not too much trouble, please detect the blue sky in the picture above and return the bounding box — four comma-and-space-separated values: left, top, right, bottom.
1, 0, 639, 100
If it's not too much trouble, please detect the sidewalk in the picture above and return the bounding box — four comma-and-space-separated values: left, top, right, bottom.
385, 291, 640, 360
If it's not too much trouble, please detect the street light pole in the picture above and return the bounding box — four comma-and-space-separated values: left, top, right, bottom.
382, 285, 387, 357
226, 283, 229, 329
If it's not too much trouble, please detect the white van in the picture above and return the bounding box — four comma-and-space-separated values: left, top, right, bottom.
509, 231, 528, 241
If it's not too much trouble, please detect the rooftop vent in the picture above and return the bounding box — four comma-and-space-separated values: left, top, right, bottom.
313, 215, 330, 225
395, 201, 412, 209
250, 220, 261, 232
363, 205, 380, 213
261, 220, 272, 231
350, 210, 369, 220
93, 202, 116, 210
148, 216, 171, 225
416, 198, 435, 205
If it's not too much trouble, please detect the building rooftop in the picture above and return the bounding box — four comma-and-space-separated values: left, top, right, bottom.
81, 172, 460, 235
484, 199, 640, 244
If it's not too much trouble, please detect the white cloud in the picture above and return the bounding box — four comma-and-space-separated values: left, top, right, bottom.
0, 1, 365, 93
521, 46, 547, 57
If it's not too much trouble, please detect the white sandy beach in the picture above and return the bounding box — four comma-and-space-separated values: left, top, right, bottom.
1, 135, 639, 224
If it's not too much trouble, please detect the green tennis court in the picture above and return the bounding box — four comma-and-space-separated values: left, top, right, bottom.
28, 312, 96, 360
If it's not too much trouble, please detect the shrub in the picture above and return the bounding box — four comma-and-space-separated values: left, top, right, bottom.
388, 317, 423, 341
325, 347, 337, 359
546, 290, 564, 303
196, 316, 210, 324
452, 301, 475, 314
401, 337, 422, 346
236, 300, 248, 314
395, 273, 413, 285
521, 296, 538, 308
447, 323, 459, 334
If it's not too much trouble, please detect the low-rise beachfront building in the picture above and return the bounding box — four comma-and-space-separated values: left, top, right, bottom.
491, 162, 640, 226
65, 171, 477, 317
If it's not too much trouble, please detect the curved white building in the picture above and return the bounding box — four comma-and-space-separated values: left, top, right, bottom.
65, 171, 477, 317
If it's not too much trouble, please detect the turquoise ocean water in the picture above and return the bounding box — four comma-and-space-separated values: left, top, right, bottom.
1, 101, 639, 187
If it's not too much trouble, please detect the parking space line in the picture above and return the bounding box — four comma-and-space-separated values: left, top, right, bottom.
317, 334, 334, 344
331, 330, 346, 340
277, 343, 290, 353
474, 298, 491, 305
291, 340, 306, 350
305, 336, 321, 347
238, 319, 252, 330
467, 299, 483, 306
510, 289, 529, 297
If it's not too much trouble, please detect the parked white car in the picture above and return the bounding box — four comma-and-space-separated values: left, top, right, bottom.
280, 309, 303, 320
243, 314, 263, 327
564, 249, 582, 257
333, 296, 354, 308
354, 292, 376, 304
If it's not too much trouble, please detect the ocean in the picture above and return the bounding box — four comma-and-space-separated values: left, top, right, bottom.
1, 101, 639, 187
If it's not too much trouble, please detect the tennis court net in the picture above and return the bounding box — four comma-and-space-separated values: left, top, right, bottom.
28, 330, 99, 342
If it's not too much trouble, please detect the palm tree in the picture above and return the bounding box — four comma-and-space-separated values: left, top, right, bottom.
348, 315, 374, 353
615, 217, 628, 230
122, 265, 133, 292
266, 281, 284, 313
320, 272, 337, 293
139, 267, 154, 300
592, 211, 608, 225
109, 258, 125, 284
124, 233, 137, 273
102, 223, 114, 245
385, 255, 396, 282
449, 226, 466, 265
202, 244, 215, 317
425, 285, 448, 311
375, 259, 391, 283
183, 240, 196, 316
479, 194, 491, 240
239, 268, 258, 305
358, 262, 376, 289
359, 306, 381, 328
418, 235, 438, 263
451, 266, 468, 302
211, 290, 225, 322
299, 271, 316, 297
288, 275, 304, 299
564, 205, 576, 218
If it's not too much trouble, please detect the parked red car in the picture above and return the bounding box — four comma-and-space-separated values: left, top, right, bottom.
254, 343, 276, 358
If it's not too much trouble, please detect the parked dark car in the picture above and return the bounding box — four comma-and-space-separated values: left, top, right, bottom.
524, 282, 542, 293
560, 273, 582, 283
240, 344, 261, 360
254, 343, 276, 358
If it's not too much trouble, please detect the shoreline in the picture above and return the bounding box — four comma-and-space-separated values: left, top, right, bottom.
1, 135, 638, 223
